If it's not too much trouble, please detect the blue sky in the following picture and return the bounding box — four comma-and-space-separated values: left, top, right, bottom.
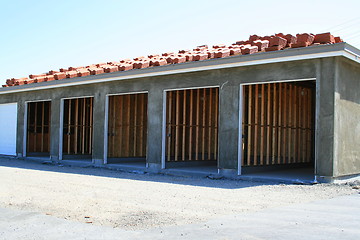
1, 0, 360, 85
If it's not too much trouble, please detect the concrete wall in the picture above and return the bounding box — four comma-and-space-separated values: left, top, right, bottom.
1, 57, 350, 178
334, 57, 360, 177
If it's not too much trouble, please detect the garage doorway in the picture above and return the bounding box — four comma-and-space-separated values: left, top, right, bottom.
26, 101, 51, 157
0, 103, 17, 156
240, 80, 315, 180
107, 93, 148, 165
164, 87, 219, 172
62, 97, 93, 160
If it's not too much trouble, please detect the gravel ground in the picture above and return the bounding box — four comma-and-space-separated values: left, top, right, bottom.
0, 157, 357, 230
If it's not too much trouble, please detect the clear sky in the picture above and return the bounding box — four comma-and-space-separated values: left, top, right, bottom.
1, 0, 360, 85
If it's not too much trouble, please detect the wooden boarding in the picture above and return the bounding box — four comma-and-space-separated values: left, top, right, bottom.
166, 88, 219, 162
107, 93, 148, 158
242, 82, 314, 166
27, 101, 51, 154
63, 97, 93, 155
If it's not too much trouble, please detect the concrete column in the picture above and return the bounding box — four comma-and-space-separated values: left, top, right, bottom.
218, 83, 240, 176
146, 87, 164, 172
92, 92, 106, 165
315, 58, 336, 180
16, 100, 25, 158
49, 98, 61, 162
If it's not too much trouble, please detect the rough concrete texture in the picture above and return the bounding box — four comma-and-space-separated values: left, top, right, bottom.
0, 55, 358, 179
334, 58, 360, 176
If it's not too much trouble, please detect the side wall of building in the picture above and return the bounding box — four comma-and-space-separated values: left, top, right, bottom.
334, 57, 360, 177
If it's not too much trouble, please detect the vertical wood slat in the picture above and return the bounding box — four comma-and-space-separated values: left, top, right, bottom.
41, 102, 45, 152
247, 85, 252, 166
277, 83, 282, 164
266, 84, 271, 165
34, 102, 38, 152
67, 99, 72, 154
81, 99, 86, 154
182, 91, 186, 161
189, 90, 193, 160
74, 99, 79, 154
293, 85, 298, 163
201, 88, 206, 160
208, 88, 212, 160
175, 91, 180, 161
282, 84, 288, 164
89, 98, 93, 154
133, 94, 138, 156
139, 94, 145, 156
195, 89, 200, 161
260, 84, 265, 165
167, 92, 172, 161
254, 85, 259, 165
287, 85, 292, 163
272, 84, 277, 164
214, 88, 219, 161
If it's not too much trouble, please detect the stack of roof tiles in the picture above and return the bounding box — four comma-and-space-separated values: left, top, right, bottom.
2, 32, 342, 88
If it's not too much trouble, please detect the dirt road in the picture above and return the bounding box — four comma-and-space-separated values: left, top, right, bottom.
0, 157, 356, 230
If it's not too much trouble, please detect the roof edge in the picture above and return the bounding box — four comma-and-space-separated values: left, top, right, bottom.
0, 43, 357, 95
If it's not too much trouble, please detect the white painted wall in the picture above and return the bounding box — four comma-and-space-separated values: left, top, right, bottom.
0, 103, 17, 156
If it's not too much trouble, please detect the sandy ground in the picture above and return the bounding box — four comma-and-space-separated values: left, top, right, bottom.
0, 157, 357, 230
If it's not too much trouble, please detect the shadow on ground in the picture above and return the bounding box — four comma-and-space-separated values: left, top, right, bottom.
0, 156, 276, 190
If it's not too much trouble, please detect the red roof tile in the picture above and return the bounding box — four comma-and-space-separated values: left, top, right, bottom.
2, 32, 344, 88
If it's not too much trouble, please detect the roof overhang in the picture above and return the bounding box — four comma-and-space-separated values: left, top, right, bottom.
1, 42, 359, 95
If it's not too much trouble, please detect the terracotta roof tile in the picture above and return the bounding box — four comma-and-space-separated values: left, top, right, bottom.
2, 32, 345, 88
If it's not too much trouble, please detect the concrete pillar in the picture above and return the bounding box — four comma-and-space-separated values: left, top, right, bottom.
218, 83, 240, 176
315, 58, 336, 181
92, 92, 106, 165
16, 100, 25, 158
146, 87, 164, 171
49, 98, 61, 162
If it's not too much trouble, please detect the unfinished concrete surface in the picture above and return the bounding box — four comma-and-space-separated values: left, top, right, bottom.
0, 157, 359, 240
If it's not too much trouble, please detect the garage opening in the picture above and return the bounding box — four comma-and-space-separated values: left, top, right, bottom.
165, 87, 219, 173
241, 81, 315, 180
62, 97, 93, 160
26, 101, 51, 156
107, 93, 148, 166
0, 103, 17, 156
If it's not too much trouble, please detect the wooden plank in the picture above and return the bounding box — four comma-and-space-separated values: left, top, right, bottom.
208, 88, 213, 160
182, 91, 187, 161
247, 85, 252, 166
282, 84, 288, 164
189, 90, 193, 160
133, 94, 138, 156
67, 99, 72, 154
175, 91, 180, 161
214, 88, 219, 161
74, 98, 79, 154
297, 87, 302, 162
41, 102, 45, 152
293, 86, 298, 163
140, 94, 145, 157
118, 96, 123, 157
202, 88, 206, 160
272, 84, 277, 164
167, 92, 172, 161
266, 84, 271, 165
34, 102, 38, 152
306, 88, 311, 162
277, 83, 282, 164
254, 85, 259, 165
288, 85, 292, 163
260, 84, 265, 165
89, 98, 93, 154
195, 89, 200, 160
